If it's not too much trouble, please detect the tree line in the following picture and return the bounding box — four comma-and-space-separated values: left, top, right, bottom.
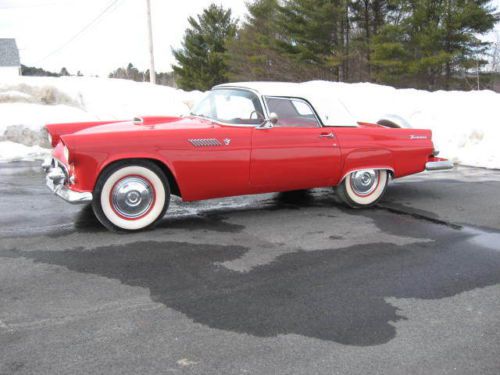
173, 0, 499, 91
21, 63, 176, 87
21, 65, 83, 77
108, 63, 176, 86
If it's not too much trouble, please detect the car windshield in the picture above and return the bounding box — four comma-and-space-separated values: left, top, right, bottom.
190, 89, 264, 125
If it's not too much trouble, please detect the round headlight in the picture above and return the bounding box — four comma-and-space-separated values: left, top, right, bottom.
63, 145, 70, 161
47, 133, 52, 146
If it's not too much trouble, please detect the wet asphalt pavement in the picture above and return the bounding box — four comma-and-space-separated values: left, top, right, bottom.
0, 162, 499, 375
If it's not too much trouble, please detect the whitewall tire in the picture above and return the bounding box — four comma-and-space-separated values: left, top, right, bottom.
92, 161, 170, 232
335, 169, 389, 208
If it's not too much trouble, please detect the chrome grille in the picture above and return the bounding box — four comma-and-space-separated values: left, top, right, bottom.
53, 158, 69, 179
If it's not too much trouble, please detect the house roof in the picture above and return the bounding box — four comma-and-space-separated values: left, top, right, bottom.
0, 38, 21, 67
214, 81, 358, 126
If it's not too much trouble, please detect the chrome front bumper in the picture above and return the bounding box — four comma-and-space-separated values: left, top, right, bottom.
43, 157, 92, 204
425, 160, 454, 171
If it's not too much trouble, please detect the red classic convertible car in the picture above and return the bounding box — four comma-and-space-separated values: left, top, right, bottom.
42, 82, 452, 232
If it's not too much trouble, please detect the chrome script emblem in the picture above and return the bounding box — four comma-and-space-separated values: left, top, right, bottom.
223, 138, 231, 146
410, 135, 428, 140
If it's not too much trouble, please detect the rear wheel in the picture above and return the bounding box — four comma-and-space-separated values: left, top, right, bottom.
335, 169, 389, 208
92, 160, 170, 232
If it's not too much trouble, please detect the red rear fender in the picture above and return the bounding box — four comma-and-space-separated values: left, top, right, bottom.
340, 148, 394, 182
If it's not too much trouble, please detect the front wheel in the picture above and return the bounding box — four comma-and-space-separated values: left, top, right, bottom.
92, 161, 170, 232
335, 169, 389, 208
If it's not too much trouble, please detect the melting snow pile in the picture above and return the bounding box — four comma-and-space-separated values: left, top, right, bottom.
0, 141, 50, 162
0, 76, 200, 162
0, 76, 499, 169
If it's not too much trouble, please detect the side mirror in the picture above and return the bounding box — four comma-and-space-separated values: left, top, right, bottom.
256, 112, 278, 130
269, 112, 278, 125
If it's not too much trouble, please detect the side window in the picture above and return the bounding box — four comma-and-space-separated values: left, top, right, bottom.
265, 97, 320, 128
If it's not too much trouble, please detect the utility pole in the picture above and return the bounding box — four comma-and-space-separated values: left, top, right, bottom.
477, 61, 480, 90
146, 0, 156, 84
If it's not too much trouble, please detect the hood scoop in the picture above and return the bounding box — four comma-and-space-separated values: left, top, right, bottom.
131, 116, 183, 126
133, 117, 144, 125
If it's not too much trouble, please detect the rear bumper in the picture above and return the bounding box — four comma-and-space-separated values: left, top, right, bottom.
43, 157, 92, 204
425, 159, 454, 171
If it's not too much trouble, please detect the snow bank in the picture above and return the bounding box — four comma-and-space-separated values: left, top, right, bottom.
0, 76, 194, 128
0, 76, 201, 161
0, 76, 499, 169
0, 141, 50, 163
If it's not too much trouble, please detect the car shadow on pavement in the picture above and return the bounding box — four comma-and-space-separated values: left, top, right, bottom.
3, 229, 500, 346
73, 205, 106, 232
68, 190, 319, 234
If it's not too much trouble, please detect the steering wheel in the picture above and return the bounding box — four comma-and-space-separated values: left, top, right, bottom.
249, 110, 264, 121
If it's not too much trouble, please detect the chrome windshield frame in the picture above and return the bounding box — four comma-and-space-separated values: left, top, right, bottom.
190, 87, 267, 128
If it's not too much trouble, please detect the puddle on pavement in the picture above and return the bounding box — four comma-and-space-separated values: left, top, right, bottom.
466, 227, 500, 250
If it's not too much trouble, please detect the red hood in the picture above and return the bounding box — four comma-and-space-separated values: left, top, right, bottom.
74, 116, 214, 136
46, 116, 214, 146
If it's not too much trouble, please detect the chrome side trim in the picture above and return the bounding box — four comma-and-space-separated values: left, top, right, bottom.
425, 160, 453, 171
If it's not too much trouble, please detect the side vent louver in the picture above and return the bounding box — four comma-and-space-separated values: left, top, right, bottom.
188, 138, 222, 147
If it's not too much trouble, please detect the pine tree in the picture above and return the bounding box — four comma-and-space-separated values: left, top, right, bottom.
371, 0, 498, 89
441, 0, 497, 88
172, 4, 237, 90
276, 0, 351, 81
349, 0, 391, 81
226, 0, 288, 81
126, 63, 141, 81
59, 67, 70, 76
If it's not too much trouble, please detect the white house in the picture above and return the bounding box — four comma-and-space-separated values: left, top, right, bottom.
0, 38, 21, 79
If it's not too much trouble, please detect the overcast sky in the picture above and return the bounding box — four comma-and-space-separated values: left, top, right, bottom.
0, 0, 248, 76
1, 0, 499, 77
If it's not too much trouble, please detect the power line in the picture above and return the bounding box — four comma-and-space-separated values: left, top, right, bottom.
35, 0, 123, 64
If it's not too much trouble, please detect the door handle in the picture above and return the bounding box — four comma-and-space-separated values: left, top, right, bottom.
319, 132, 335, 139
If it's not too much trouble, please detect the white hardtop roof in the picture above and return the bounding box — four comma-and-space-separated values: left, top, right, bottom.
214, 81, 358, 126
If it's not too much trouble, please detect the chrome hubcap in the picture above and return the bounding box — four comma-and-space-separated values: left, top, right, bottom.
350, 170, 379, 196
111, 176, 154, 219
